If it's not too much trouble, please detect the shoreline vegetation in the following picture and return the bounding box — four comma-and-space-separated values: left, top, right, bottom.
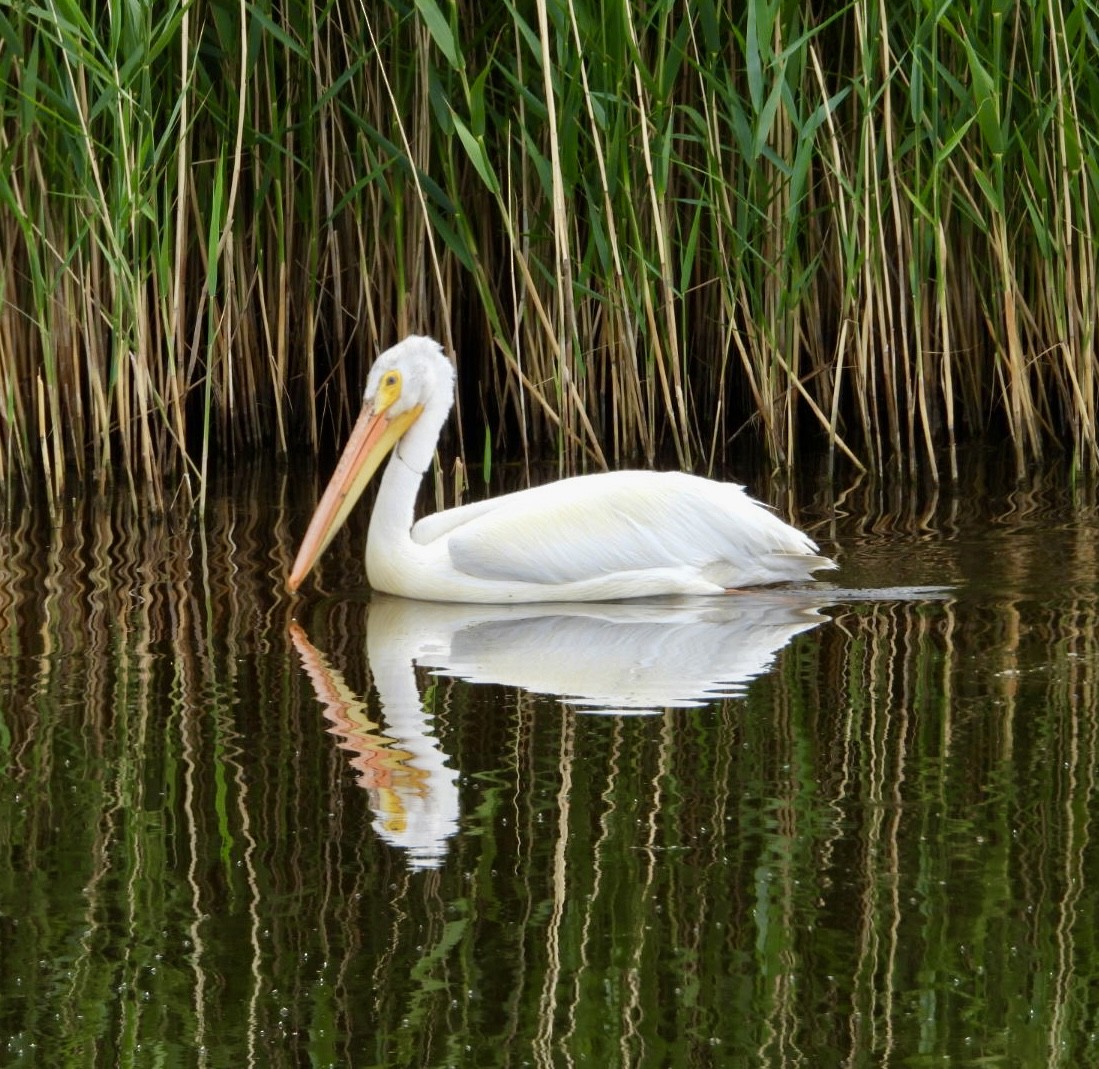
1, 1, 1096, 505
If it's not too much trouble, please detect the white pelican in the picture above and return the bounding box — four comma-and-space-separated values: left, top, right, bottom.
287, 336, 835, 602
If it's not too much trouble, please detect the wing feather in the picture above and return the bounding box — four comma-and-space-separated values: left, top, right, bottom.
426, 471, 827, 588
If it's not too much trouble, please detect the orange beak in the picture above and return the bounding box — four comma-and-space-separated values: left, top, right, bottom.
287, 401, 422, 592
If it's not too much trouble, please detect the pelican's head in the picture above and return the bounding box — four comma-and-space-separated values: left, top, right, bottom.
362, 335, 456, 425
287, 336, 455, 593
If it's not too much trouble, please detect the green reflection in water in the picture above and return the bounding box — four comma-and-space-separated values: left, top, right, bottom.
0, 463, 1098, 1066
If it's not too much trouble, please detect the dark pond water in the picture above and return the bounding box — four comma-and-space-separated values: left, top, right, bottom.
2, 454, 1099, 1067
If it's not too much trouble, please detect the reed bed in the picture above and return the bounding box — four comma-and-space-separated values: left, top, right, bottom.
0, 0, 1096, 500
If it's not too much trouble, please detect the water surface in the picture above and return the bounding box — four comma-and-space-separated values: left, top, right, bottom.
2, 458, 1098, 1067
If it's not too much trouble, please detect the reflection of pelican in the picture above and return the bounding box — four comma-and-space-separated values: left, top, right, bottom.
287, 336, 834, 601
291, 592, 825, 863
290, 622, 460, 870
366, 592, 827, 713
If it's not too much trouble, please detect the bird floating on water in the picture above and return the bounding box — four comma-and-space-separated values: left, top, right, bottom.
287, 336, 835, 602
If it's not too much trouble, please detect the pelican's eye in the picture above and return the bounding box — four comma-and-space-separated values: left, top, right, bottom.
374, 368, 403, 412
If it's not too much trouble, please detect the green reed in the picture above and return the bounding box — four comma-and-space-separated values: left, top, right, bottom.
0, 1, 1096, 500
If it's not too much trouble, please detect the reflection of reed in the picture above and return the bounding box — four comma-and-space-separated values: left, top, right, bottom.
1, 467, 1099, 1064
0, 471, 322, 1066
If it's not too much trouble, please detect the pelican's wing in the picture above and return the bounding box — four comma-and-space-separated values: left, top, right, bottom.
419, 471, 829, 588
410, 494, 511, 544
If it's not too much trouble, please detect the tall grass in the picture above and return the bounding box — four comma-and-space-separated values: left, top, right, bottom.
0, 1, 1096, 500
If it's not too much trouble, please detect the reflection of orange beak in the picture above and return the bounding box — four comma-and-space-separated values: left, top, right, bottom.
287, 401, 422, 592
288, 621, 423, 827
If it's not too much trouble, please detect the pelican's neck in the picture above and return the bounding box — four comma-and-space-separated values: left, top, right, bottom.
370, 450, 424, 545
366, 390, 451, 575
